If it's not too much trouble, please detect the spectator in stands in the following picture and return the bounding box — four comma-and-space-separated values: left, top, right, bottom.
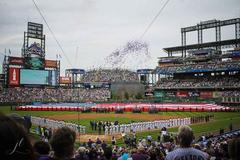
75, 147, 89, 160
81, 68, 139, 83
96, 138, 102, 145
156, 76, 240, 89
50, 127, 76, 160
9, 113, 31, 133
103, 146, 113, 160
0, 87, 111, 103
228, 138, 240, 160
131, 145, 149, 160
0, 113, 34, 160
87, 139, 93, 148
33, 141, 50, 160
156, 61, 240, 76
165, 125, 209, 160
117, 148, 130, 160
101, 140, 107, 150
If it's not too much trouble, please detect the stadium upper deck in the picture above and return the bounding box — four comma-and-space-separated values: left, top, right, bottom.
81, 69, 139, 83
153, 18, 240, 105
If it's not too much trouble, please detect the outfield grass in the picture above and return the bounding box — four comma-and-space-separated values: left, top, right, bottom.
1, 106, 240, 145
134, 112, 240, 143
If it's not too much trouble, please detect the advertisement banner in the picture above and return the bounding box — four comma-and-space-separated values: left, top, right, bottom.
8, 68, 20, 86
145, 92, 154, 96
9, 57, 24, 65
232, 57, 240, 61
200, 91, 213, 98
154, 91, 165, 98
213, 91, 222, 98
45, 60, 57, 68
60, 77, 71, 84
176, 91, 188, 97
166, 91, 176, 97
137, 69, 153, 74
66, 69, 85, 74
188, 91, 200, 97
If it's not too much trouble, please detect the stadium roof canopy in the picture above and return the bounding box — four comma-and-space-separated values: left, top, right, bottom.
163, 18, 240, 57
164, 39, 240, 54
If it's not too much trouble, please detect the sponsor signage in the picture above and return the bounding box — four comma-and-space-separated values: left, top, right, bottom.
60, 77, 71, 84
176, 91, 188, 97
213, 92, 222, 98
8, 68, 20, 86
154, 91, 165, 98
145, 92, 154, 96
9, 57, 24, 65
188, 91, 200, 97
74, 69, 85, 74
232, 57, 240, 61
200, 91, 213, 98
137, 69, 153, 74
166, 91, 176, 97
45, 60, 57, 68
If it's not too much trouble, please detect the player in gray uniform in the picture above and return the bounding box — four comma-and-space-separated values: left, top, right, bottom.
109, 125, 113, 135
104, 126, 109, 135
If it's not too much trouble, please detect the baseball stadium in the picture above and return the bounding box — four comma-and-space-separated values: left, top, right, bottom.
1, 2, 240, 160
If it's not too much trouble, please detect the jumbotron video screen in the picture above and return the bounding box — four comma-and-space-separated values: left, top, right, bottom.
20, 69, 57, 86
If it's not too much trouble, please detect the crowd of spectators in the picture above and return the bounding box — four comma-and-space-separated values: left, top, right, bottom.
195, 128, 240, 160
0, 87, 111, 103
156, 61, 240, 74
81, 69, 139, 82
156, 77, 240, 89
1, 113, 240, 160
222, 91, 240, 97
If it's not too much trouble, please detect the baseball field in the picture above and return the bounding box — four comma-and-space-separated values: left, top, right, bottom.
1, 106, 240, 145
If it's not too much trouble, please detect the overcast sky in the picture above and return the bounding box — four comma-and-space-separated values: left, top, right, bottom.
0, 0, 239, 74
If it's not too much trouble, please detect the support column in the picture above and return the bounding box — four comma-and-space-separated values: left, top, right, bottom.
235, 23, 240, 48
181, 30, 186, 57
215, 21, 221, 51
197, 24, 203, 45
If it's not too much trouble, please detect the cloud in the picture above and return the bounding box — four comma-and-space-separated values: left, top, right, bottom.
0, 0, 239, 74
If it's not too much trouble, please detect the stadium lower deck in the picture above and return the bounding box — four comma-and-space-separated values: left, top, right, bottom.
16, 102, 230, 112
